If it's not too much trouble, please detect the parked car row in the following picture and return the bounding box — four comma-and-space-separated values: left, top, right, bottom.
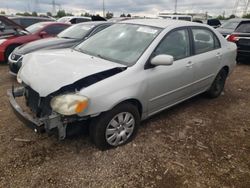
0, 20, 70, 63
5, 18, 237, 150
0, 15, 110, 64
216, 19, 250, 62
8, 21, 113, 75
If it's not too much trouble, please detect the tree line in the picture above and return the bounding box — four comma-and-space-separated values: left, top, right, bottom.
0, 10, 133, 19
1, 9, 250, 19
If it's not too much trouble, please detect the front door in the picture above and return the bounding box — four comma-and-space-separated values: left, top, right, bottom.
146, 28, 195, 116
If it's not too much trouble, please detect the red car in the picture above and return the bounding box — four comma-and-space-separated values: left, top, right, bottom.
0, 20, 70, 63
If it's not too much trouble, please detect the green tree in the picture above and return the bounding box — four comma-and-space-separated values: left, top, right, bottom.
66, 12, 74, 16
242, 14, 250, 18
229, 14, 236, 19
120, 13, 126, 17
47, 12, 52, 17
106, 11, 113, 19
56, 10, 66, 18
31, 11, 38, 16
81, 12, 92, 17
0, 11, 5, 15
127, 14, 131, 17
24, 12, 31, 16
217, 15, 224, 20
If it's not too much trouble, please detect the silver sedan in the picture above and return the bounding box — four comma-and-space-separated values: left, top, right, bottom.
9, 19, 237, 150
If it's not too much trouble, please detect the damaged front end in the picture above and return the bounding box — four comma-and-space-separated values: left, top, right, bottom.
7, 86, 85, 140
8, 67, 126, 140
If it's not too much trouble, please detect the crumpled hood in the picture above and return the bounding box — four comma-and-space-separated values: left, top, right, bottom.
19, 49, 125, 97
15, 37, 77, 55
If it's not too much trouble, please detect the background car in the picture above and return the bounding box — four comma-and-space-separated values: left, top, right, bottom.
10, 19, 237, 150
217, 18, 250, 37
227, 20, 250, 62
57, 15, 106, 24
0, 15, 26, 38
0, 21, 70, 63
207, 19, 221, 28
8, 21, 113, 75
10, 16, 55, 28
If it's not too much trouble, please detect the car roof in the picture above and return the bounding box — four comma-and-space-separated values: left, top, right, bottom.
228, 18, 250, 22
76, 21, 111, 26
60, 16, 91, 19
121, 19, 202, 29
37, 21, 69, 25
10, 16, 53, 20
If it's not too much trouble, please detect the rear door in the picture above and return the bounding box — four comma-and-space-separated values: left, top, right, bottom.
190, 27, 222, 93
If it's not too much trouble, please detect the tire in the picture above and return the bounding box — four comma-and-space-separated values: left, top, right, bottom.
89, 103, 140, 150
206, 69, 227, 98
4, 44, 20, 63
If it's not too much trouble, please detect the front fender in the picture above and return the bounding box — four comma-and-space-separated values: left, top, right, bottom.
78, 67, 147, 117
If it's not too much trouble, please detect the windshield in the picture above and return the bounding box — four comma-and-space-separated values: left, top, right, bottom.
58, 23, 94, 39
26, 22, 48, 33
75, 24, 162, 66
221, 20, 240, 30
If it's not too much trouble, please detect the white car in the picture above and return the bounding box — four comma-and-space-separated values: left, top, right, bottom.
9, 19, 237, 150
57, 16, 91, 24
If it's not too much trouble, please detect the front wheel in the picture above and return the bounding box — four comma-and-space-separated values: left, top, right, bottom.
206, 69, 228, 98
89, 103, 140, 150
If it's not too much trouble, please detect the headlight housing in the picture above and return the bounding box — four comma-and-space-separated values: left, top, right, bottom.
50, 94, 88, 116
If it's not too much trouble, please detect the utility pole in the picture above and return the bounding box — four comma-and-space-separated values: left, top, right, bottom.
103, 0, 105, 17
174, 0, 177, 14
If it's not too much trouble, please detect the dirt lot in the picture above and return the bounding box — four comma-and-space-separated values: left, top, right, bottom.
0, 64, 249, 188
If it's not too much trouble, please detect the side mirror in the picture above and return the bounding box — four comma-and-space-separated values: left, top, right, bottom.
39, 31, 47, 38
151, 54, 174, 66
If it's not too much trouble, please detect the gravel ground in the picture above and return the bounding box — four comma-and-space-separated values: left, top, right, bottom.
0, 64, 250, 188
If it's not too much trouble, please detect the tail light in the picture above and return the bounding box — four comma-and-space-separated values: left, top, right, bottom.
227, 34, 239, 42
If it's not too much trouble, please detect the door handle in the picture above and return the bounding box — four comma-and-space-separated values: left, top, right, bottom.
186, 61, 193, 67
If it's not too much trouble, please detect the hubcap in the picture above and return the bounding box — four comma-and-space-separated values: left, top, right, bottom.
105, 112, 135, 146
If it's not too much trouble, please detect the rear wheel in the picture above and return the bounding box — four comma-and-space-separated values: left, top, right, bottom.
206, 69, 228, 98
89, 103, 140, 150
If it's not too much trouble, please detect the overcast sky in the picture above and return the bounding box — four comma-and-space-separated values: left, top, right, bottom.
0, 0, 243, 17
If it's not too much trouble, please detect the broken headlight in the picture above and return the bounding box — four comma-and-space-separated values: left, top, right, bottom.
50, 94, 88, 116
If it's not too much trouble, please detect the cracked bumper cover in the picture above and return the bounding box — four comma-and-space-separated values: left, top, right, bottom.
7, 87, 67, 140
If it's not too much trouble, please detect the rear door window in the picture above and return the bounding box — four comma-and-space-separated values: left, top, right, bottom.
192, 28, 221, 54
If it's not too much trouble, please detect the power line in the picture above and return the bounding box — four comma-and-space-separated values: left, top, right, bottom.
233, 0, 250, 15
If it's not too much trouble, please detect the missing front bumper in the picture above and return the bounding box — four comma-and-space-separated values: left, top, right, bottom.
7, 87, 67, 140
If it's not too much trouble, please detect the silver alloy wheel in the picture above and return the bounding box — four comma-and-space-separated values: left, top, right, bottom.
105, 112, 135, 146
